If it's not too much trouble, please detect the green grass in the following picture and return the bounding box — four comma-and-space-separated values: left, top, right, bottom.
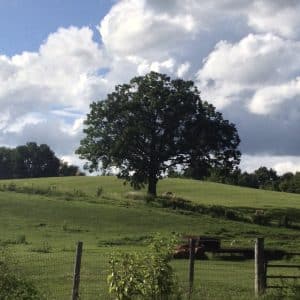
3, 176, 300, 209
0, 176, 299, 299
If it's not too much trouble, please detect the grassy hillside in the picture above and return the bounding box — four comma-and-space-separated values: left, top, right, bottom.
3, 176, 300, 208
0, 176, 299, 299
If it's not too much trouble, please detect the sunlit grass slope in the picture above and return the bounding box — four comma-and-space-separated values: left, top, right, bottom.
2, 176, 300, 209
0, 176, 299, 299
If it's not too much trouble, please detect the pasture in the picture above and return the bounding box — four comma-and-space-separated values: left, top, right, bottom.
0, 176, 300, 299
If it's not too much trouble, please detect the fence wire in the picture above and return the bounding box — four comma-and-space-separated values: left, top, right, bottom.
5, 247, 299, 300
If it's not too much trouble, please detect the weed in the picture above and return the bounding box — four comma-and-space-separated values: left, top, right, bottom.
62, 221, 68, 232
98, 235, 152, 247
0, 256, 42, 299
30, 241, 52, 253
96, 186, 103, 197
0, 235, 28, 246
225, 209, 239, 221
251, 213, 271, 226
15, 234, 27, 245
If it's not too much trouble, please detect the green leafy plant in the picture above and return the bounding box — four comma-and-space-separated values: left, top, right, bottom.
107, 234, 181, 300
16, 234, 27, 245
251, 213, 271, 226
62, 220, 68, 231
96, 186, 103, 197
30, 241, 52, 253
0, 252, 42, 299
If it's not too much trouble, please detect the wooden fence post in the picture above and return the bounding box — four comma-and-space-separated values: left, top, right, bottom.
72, 241, 83, 300
255, 237, 266, 297
188, 238, 196, 298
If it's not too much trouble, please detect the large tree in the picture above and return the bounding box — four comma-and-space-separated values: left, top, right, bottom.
254, 166, 279, 190
14, 142, 60, 178
76, 72, 240, 196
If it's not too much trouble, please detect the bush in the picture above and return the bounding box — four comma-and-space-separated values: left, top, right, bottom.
16, 234, 27, 245
156, 195, 193, 210
0, 255, 42, 299
251, 213, 271, 226
208, 205, 226, 218
30, 241, 52, 253
278, 215, 291, 228
0, 183, 87, 200
107, 234, 181, 300
96, 186, 103, 197
224, 209, 239, 221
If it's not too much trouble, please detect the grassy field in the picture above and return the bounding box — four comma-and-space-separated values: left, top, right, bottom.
0, 176, 299, 299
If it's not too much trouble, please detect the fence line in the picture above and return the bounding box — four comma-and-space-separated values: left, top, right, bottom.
3, 237, 299, 299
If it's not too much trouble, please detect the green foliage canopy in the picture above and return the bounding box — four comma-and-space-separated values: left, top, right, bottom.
0, 142, 82, 179
77, 72, 240, 195
107, 234, 181, 300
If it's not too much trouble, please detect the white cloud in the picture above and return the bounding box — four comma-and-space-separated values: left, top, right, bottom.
0, 110, 10, 131
273, 162, 300, 175
197, 34, 300, 111
99, 0, 197, 59
241, 154, 300, 175
0, 26, 108, 115
246, 0, 300, 38
0, 26, 111, 160
1, 0, 300, 173
249, 78, 300, 114
99, 0, 300, 63
177, 62, 190, 78
4, 113, 45, 134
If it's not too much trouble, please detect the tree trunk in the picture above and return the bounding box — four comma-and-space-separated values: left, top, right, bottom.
148, 176, 157, 197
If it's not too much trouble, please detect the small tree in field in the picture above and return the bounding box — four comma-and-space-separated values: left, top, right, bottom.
107, 234, 180, 300
76, 72, 240, 196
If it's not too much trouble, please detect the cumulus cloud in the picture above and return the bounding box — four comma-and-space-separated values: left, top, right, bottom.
0, 26, 109, 160
241, 154, 300, 175
0, 27, 108, 117
99, 0, 197, 59
1, 0, 300, 172
197, 34, 300, 109
246, 0, 300, 38
249, 78, 300, 114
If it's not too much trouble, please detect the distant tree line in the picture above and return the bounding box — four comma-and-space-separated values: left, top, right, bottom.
169, 166, 300, 194
0, 142, 84, 179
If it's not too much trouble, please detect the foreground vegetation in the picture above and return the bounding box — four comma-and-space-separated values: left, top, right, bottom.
0, 176, 299, 299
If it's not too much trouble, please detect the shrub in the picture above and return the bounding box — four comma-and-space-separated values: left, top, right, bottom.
278, 215, 291, 228
107, 234, 181, 300
96, 186, 103, 197
0, 255, 42, 299
224, 209, 239, 221
72, 189, 86, 197
16, 234, 27, 245
125, 191, 147, 201
0, 183, 87, 200
156, 195, 192, 210
62, 221, 68, 232
7, 182, 17, 191
208, 205, 226, 218
30, 241, 51, 253
251, 213, 271, 226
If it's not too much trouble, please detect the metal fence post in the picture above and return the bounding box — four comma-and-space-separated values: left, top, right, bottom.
255, 237, 266, 297
188, 238, 196, 298
72, 241, 83, 300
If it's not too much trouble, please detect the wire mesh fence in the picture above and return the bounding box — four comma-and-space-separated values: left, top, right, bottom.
4, 244, 299, 299
175, 259, 254, 299
8, 251, 74, 299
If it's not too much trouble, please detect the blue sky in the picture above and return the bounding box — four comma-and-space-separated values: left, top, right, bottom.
0, 0, 112, 55
0, 0, 300, 173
